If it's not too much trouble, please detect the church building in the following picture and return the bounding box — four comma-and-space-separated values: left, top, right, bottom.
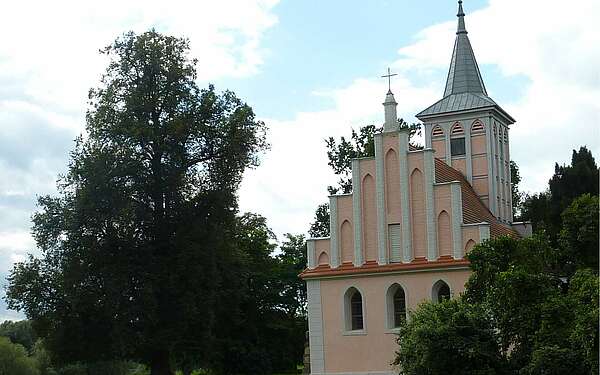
301, 2, 531, 374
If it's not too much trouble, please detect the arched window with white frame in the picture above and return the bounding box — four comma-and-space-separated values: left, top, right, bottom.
344, 287, 364, 331
386, 283, 407, 329
432, 280, 451, 302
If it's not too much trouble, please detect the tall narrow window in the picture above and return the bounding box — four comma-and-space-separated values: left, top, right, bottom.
432, 280, 451, 302
450, 138, 466, 156
437, 283, 450, 301
350, 292, 363, 330
393, 288, 406, 327
388, 223, 402, 262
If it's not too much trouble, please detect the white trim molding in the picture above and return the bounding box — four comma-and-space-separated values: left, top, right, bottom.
307, 240, 316, 269
329, 196, 340, 268
307, 280, 325, 374
423, 149, 437, 261
398, 130, 412, 263
374, 134, 388, 265
465, 122, 473, 183
450, 181, 463, 259
352, 159, 363, 266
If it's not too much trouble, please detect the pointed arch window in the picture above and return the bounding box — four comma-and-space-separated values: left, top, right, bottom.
471, 120, 484, 133
451, 123, 464, 135
432, 280, 451, 302
432, 125, 444, 138
393, 288, 406, 327
344, 287, 364, 332
386, 284, 407, 329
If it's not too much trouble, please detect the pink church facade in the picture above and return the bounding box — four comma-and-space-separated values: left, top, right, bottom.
301, 2, 531, 374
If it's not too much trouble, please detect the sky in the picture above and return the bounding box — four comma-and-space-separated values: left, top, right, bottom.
0, 0, 598, 320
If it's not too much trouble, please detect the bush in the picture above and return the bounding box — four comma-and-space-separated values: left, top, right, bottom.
394, 298, 505, 375
0, 336, 40, 375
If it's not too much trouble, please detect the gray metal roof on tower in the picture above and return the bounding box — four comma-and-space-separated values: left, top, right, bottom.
416, 0, 515, 124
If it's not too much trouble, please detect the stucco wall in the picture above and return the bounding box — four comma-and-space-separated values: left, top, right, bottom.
319, 269, 471, 373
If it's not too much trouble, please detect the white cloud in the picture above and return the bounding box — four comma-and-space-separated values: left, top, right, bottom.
239, 0, 600, 242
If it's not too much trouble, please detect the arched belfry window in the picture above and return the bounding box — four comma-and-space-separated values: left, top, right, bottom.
471, 120, 484, 133
344, 287, 364, 331
432, 280, 451, 302
432, 125, 444, 138
386, 284, 407, 329
450, 124, 466, 157
451, 122, 464, 135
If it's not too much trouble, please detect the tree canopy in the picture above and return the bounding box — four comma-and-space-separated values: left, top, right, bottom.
5, 30, 270, 375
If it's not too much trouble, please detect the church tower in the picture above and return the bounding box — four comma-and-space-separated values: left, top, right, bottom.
416, 0, 516, 223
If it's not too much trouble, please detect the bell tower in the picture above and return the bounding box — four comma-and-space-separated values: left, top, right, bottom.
416, 0, 516, 223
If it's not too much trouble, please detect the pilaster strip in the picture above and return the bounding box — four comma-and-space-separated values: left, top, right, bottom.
444, 122, 452, 165
307, 240, 316, 269
329, 196, 340, 268
465, 122, 473, 183
424, 149, 437, 261
506, 128, 512, 222
398, 132, 412, 263
496, 124, 504, 222
306, 280, 325, 374
485, 116, 496, 216
450, 182, 463, 259
425, 123, 432, 148
352, 159, 363, 266
375, 134, 387, 265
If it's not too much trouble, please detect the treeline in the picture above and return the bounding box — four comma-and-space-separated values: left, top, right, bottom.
1, 231, 308, 375
395, 147, 599, 375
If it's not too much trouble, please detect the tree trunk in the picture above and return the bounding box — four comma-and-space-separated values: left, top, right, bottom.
150, 350, 174, 375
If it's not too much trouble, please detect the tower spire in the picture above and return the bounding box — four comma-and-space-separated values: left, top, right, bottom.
442, 0, 487, 97
457, 0, 467, 34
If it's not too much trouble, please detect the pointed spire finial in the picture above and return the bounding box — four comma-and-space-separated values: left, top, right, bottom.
457, 0, 467, 35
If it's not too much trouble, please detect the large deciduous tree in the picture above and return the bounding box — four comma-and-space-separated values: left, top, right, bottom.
5, 30, 267, 375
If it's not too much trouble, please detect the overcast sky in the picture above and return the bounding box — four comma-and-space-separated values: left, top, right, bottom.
0, 0, 598, 320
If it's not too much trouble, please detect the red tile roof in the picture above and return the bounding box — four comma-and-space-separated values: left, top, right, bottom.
434, 158, 518, 238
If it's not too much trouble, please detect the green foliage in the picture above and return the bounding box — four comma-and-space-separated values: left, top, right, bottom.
522, 146, 598, 238
509, 160, 522, 220
276, 234, 308, 317
5, 30, 268, 375
0, 320, 37, 352
465, 235, 598, 373
558, 194, 599, 272
394, 298, 505, 375
325, 125, 381, 194
308, 203, 329, 238
0, 336, 39, 375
